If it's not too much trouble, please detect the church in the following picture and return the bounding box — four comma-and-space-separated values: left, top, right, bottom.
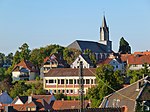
67, 16, 113, 61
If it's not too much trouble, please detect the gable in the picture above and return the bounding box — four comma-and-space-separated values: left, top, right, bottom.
14, 98, 24, 104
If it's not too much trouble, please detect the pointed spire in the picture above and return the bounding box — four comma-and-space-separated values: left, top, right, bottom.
102, 15, 107, 28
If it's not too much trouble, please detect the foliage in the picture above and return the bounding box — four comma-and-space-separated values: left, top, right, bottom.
19, 43, 31, 60
63, 48, 81, 64
54, 93, 67, 100
12, 50, 21, 65
9, 80, 46, 98
83, 49, 96, 65
0, 68, 6, 81
118, 37, 131, 54
29, 48, 44, 67
87, 64, 124, 107
0, 76, 12, 92
9, 81, 30, 98
141, 63, 150, 76
0, 53, 5, 67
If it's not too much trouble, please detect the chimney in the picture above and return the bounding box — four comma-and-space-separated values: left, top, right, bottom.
28, 96, 32, 103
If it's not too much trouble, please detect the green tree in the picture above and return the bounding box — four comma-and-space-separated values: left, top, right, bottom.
0, 68, 5, 81
127, 70, 143, 84
63, 48, 81, 64
84, 49, 96, 65
12, 50, 21, 65
0, 76, 12, 92
5, 53, 13, 65
54, 93, 67, 100
118, 37, 131, 54
19, 43, 31, 60
30, 48, 44, 68
87, 64, 123, 107
9, 81, 29, 98
141, 63, 150, 76
0, 53, 5, 67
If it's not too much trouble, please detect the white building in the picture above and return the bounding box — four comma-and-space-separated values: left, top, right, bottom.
43, 68, 96, 96
71, 54, 94, 68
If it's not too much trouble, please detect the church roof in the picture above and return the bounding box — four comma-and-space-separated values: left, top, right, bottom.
67, 40, 107, 53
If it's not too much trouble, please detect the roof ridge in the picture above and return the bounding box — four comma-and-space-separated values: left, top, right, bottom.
104, 77, 146, 99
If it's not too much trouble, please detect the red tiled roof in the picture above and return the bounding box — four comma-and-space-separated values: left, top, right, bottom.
32, 95, 53, 104
120, 54, 132, 62
11, 94, 54, 111
127, 55, 150, 64
44, 68, 96, 77
13, 60, 38, 72
134, 51, 150, 55
99, 58, 112, 65
52, 100, 89, 110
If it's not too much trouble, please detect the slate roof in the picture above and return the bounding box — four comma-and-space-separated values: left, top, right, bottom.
136, 81, 150, 101
100, 77, 150, 112
67, 40, 109, 53
44, 68, 96, 77
80, 54, 93, 65
0, 92, 13, 104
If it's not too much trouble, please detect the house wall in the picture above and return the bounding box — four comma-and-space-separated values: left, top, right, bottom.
29, 72, 36, 80
12, 71, 21, 81
43, 62, 58, 74
129, 64, 150, 70
71, 55, 90, 68
14, 99, 23, 104
109, 60, 124, 72
43, 76, 96, 96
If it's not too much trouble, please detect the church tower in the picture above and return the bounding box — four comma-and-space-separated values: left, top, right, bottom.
99, 15, 112, 52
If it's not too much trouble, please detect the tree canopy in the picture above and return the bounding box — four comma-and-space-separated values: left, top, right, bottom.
87, 64, 123, 107
118, 37, 131, 54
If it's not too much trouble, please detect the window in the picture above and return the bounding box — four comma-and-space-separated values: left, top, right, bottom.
86, 79, 90, 84
74, 79, 76, 84
61, 79, 64, 84
77, 79, 79, 84
70, 90, 73, 94
46, 80, 48, 83
91, 79, 93, 84
58, 90, 60, 93
49, 79, 54, 83
27, 107, 36, 111
69, 79, 73, 84
54, 90, 56, 93
116, 65, 118, 68
58, 79, 60, 84
133, 64, 137, 67
66, 90, 69, 93
62, 90, 65, 93
66, 79, 69, 84
27, 108, 31, 111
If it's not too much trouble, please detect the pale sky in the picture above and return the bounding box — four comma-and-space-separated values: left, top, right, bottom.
0, 0, 150, 55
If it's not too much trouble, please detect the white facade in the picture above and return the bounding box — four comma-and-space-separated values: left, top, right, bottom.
71, 55, 92, 68
43, 76, 96, 95
12, 70, 36, 81
129, 64, 150, 70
